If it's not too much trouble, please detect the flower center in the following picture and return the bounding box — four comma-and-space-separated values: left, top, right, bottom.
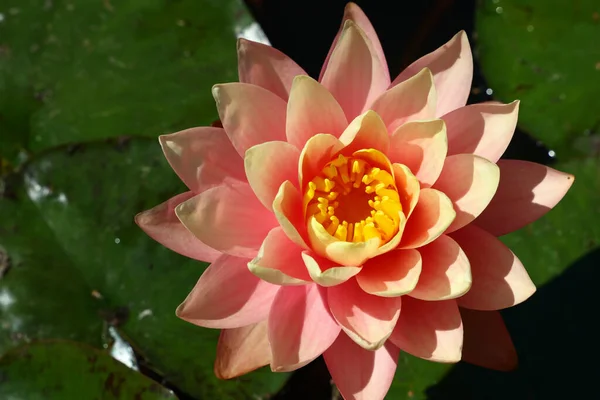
304, 152, 402, 244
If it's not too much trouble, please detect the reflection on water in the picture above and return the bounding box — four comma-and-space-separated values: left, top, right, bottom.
235, 21, 271, 45
108, 326, 138, 371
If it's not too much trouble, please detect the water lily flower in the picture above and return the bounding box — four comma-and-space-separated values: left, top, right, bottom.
136, 3, 574, 399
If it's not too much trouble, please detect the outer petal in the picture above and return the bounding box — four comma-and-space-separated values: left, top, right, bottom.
237, 38, 307, 100
444, 101, 519, 162
248, 227, 311, 285
338, 110, 390, 155
388, 119, 448, 187
410, 235, 471, 301
433, 154, 500, 233
460, 308, 518, 371
273, 181, 310, 249
135, 192, 221, 263
370, 68, 437, 133
321, 20, 390, 121
213, 83, 286, 157
176, 255, 278, 329
301, 251, 362, 287
324, 332, 399, 400
356, 249, 422, 297
392, 31, 473, 117
328, 278, 402, 350
307, 216, 380, 266
299, 134, 344, 190
474, 160, 575, 236
286, 76, 348, 149
245, 141, 300, 209
389, 297, 463, 363
215, 320, 270, 379
451, 225, 536, 310
393, 163, 420, 217
176, 182, 277, 258
319, 2, 389, 83
159, 127, 246, 193
269, 284, 341, 372
400, 188, 456, 249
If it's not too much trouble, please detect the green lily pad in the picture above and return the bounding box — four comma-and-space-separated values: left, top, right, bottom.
0, 0, 244, 166
501, 156, 600, 286
0, 197, 103, 353
0, 340, 176, 399
0, 138, 288, 398
475, 0, 600, 157
388, 354, 450, 400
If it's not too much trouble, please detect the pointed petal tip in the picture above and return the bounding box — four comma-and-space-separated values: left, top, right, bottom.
211, 84, 222, 101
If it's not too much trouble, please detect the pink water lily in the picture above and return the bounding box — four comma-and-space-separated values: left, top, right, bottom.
136, 3, 574, 399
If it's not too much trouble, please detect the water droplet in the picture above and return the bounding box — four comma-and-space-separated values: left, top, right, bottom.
138, 309, 153, 320
496, 6, 503, 14
486, 88, 494, 95
527, 25, 534, 32
0, 288, 15, 309
114, 238, 121, 244
56, 193, 68, 204
548, 150, 556, 157
0, 13, 5, 22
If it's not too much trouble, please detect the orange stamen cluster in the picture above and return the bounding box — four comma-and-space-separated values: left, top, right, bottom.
304, 153, 402, 244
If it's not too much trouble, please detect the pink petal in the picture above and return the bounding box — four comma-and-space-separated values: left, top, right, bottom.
444, 101, 519, 162
389, 297, 463, 362
273, 180, 310, 249
356, 249, 422, 297
392, 163, 420, 218
324, 332, 399, 400
248, 227, 311, 285
159, 127, 246, 193
433, 154, 499, 233
370, 68, 437, 133
328, 278, 402, 350
392, 31, 473, 117
388, 119, 448, 187
135, 192, 221, 263
176, 254, 278, 329
269, 284, 341, 372
400, 188, 456, 249
474, 160, 575, 236
338, 110, 390, 155
410, 234, 471, 301
215, 320, 271, 379
245, 141, 300, 209
321, 20, 390, 121
175, 182, 277, 259
451, 225, 536, 310
301, 251, 362, 287
213, 83, 286, 157
286, 75, 348, 149
237, 38, 307, 100
460, 308, 518, 371
299, 133, 344, 191
319, 2, 389, 83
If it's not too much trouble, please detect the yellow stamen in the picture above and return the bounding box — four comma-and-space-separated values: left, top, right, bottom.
304, 150, 403, 244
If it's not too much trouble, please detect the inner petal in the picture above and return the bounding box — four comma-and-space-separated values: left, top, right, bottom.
304, 151, 402, 245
